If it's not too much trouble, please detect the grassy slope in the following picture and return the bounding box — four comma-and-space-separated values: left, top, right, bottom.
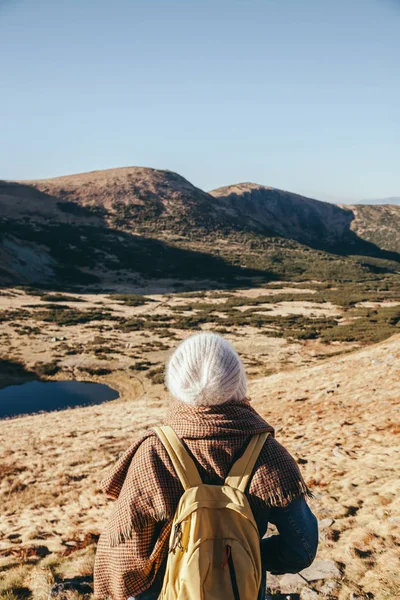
0, 324, 399, 600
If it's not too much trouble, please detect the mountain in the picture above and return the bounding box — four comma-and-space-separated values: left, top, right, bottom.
1, 167, 400, 289
357, 197, 400, 205
210, 182, 400, 255
210, 182, 353, 247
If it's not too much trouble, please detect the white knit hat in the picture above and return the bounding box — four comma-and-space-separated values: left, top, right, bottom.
166, 332, 247, 407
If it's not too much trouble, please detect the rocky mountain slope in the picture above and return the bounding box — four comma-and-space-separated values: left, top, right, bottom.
1, 167, 400, 288
344, 203, 400, 253
211, 182, 400, 255
210, 182, 353, 247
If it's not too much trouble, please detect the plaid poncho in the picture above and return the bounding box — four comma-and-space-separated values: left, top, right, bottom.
94, 400, 310, 599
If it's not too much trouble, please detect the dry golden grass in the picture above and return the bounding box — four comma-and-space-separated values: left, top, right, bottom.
0, 284, 399, 599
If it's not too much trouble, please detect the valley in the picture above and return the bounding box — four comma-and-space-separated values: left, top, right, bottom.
0, 167, 399, 600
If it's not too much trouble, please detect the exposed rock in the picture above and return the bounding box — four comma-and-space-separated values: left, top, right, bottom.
300, 588, 319, 600
320, 580, 340, 595
280, 576, 304, 594
332, 447, 347, 458
280, 560, 340, 592
302, 560, 340, 580
319, 518, 334, 530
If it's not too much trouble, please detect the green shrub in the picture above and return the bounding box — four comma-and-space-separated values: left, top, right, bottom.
110, 294, 155, 306
40, 294, 85, 302
129, 360, 155, 371
32, 308, 115, 326
320, 306, 400, 343
147, 365, 165, 385
33, 361, 61, 376
78, 366, 112, 376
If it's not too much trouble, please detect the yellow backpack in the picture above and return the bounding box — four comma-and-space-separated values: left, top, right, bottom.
153, 425, 270, 600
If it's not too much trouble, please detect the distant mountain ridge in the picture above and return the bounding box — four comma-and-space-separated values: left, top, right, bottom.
357, 197, 400, 205
209, 182, 400, 253
210, 182, 353, 248
1, 167, 400, 288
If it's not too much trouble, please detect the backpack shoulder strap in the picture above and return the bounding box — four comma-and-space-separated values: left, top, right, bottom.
153, 425, 203, 491
224, 432, 270, 492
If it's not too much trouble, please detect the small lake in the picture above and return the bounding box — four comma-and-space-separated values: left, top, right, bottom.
0, 380, 119, 419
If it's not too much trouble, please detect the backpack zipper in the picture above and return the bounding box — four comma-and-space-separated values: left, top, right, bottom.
169, 523, 183, 553
226, 545, 241, 600
219, 544, 231, 568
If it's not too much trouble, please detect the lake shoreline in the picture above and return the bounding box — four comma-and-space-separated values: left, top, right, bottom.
0, 376, 124, 421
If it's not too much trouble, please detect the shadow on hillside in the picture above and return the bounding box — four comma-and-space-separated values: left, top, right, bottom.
0, 181, 277, 291
0, 357, 37, 390
273, 195, 400, 266
0, 217, 276, 292
221, 186, 400, 266
322, 228, 400, 267
0, 180, 107, 222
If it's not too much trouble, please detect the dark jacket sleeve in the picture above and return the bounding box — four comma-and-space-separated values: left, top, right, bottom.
260, 495, 319, 574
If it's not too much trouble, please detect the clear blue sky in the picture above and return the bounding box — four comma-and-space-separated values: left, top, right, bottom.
1, 0, 399, 202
